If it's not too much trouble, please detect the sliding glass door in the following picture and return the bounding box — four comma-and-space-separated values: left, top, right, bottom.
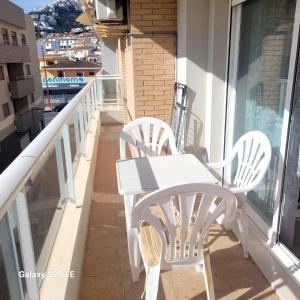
279, 43, 300, 259
226, 0, 296, 225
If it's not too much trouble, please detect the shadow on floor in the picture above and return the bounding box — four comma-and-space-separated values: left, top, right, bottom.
79, 125, 279, 300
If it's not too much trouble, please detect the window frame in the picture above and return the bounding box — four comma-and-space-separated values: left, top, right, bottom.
11, 31, 18, 46
21, 34, 26, 46
26, 65, 31, 77
2, 28, 10, 45
0, 66, 5, 80
2, 103, 11, 118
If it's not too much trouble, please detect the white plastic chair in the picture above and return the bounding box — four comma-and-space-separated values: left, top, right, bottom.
207, 131, 271, 257
119, 117, 178, 282
120, 117, 178, 160
131, 183, 237, 300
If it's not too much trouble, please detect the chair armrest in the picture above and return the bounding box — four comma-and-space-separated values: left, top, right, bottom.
206, 161, 228, 169
207, 151, 236, 169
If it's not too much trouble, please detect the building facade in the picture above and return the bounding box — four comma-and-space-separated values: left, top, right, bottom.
42, 60, 101, 104
0, 1, 44, 173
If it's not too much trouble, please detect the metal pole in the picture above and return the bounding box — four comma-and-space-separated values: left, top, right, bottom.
42, 47, 51, 108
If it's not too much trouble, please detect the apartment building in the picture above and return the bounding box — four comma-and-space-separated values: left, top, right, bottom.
43, 60, 101, 77
41, 60, 101, 104
38, 54, 68, 77
0, 0, 44, 173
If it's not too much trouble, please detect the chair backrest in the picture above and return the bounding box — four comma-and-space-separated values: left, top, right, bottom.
229, 131, 272, 193
120, 117, 178, 160
131, 183, 237, 269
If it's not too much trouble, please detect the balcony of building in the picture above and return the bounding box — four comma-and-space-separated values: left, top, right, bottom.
15, 109, 34, 133
9, 76, 35, 99
0, 74, 285, 300
0, 44, 31, 64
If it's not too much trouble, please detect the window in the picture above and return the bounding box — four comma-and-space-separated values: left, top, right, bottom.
0, 66, 4, 80
21, 34, 26, 46
89, 72, 95, 76
1, 28, 9, 45
47, 61, 54, 65
226, 0, 296, 225
77, 72, 84, 77
11, 31, 18, 46
2, 103, 10, 118
29, 94, 35, 104
26, 65, 31, 76
57, 71, 64, 77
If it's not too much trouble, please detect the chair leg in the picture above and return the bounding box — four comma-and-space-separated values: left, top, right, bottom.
127, 229, 142, 282
144, 263, 160, 300
124, 194, 142, 282
236, 207, 249, 258
203, 248, 215, 300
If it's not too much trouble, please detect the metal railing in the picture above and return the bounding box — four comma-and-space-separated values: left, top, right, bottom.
0, 74, 122, 299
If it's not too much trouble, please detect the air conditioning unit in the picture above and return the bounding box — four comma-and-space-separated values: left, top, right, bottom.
96, 0, 126, 22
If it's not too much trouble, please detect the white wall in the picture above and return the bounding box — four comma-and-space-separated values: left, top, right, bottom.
177, 0, 230, 163
101, 38, 118, 74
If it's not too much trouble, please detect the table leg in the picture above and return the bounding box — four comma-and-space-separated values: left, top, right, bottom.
124, 194, 142, 282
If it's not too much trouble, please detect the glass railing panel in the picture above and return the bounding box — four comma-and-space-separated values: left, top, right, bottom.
98, 77, 123, 108
25, 145, 65, 277
0, 77, 101, 298
0, 212, 24, 299
68, 113, 80, 172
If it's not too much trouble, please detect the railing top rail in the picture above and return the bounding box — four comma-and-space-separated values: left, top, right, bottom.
96, 74, 122, 79
0, 77, 97, 219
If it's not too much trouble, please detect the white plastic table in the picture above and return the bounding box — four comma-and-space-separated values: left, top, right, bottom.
116, 154, 218, 282
116, 154, 218, 195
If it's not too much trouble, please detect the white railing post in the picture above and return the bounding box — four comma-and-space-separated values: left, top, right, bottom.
83, 99, 88, 131
55, 136, 67, 208
16, 191, 40, 300
62, 125, 76, 206
92, 83, 97, 112
72, 112, 81, 156
98, 79, 103, 108
78, 105, 86, 156
86, 93, 91, 124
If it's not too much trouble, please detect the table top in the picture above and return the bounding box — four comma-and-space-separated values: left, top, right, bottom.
116, 154, 218, 196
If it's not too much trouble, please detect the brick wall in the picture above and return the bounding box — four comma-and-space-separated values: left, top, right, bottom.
130, 0, 177, 33
132, 36, 175, 123
125, 0, 177, 123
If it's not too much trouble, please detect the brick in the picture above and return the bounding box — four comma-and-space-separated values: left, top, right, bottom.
139, 85, 153, 91
132, 20, 153, 27
142, 15, 164, 21
131, 15, 142, 21
130, 3, 142, 9
153, 20, 175, 27
144, 90, 165, 96
142, 26, 176, 32
153, 8, 175, 15
141, 3, 173, 9
131, 9, 153, 15
135, 64, 154, 70
135, 54, 153, 59
132, 0, 152, 3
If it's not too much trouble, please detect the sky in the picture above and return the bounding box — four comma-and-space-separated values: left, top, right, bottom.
11, 0, 50, 12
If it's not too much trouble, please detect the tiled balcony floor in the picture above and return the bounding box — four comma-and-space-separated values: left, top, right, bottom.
79, 125, 279, 300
